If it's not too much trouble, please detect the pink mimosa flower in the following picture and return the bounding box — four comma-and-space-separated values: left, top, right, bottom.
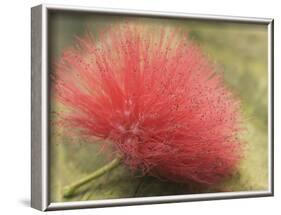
53, 23, 242, 185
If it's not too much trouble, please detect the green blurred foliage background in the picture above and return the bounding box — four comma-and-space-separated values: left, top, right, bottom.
49, 11, 269, 202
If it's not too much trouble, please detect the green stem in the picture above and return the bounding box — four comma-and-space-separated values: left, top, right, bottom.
63, 157, 122, 198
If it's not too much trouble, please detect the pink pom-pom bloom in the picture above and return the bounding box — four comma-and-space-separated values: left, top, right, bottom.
52, 23, 242, 186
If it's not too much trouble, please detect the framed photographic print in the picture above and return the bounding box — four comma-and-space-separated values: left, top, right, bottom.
31, 4, 274, 211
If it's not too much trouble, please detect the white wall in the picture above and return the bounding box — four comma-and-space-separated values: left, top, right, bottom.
0, 0, 279, 214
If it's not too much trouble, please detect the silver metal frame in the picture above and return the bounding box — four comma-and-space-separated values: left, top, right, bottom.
31, 4, 274, 211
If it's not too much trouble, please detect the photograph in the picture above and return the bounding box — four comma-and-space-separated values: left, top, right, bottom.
1, 0, 280, 215
31, 4, 273, 211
